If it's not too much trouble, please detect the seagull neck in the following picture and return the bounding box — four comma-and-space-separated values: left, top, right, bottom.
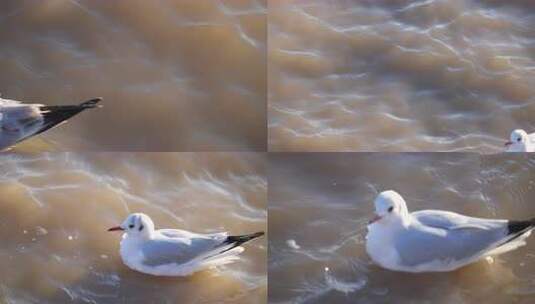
400, 214, 411, 228
392, 212, 411, 228
514, 142, 528, 152
398, 203, 411, 227
141, 229, 155, 240
126, 230, 154, 241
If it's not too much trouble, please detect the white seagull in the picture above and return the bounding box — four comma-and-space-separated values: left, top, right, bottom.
0, 96, 102, 150
505, 129, 535, 152
366, 190, 534, 273
108, 213, 264, 276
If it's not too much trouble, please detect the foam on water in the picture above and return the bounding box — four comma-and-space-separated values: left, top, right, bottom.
269, 0, 535, 152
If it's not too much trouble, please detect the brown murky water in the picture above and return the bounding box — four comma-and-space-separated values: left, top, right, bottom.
269, 153, 535, 303
0, 153, 267, 303
0, 0, 266, 151
268, 0, 535, 152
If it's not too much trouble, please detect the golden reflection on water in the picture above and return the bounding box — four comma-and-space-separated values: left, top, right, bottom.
268, 0, 535, 152
0, 0, 266, 151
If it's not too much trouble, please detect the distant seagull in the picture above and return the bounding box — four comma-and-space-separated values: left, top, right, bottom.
0, 96, 102, 150
505, 129, 535, 152
366, 190, 534, 273
108, 213, 265, 276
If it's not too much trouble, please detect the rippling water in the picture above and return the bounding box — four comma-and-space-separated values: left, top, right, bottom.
0, 0, 266, 151
0, 153, 267, 303
268, 0, 535, 152
269, 153, 535, 303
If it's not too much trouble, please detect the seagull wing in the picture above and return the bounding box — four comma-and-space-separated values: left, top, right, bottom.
158, 229, 227, 241
393, 211, 510, 268
0, 98, 22, 106
412, 210, 507, 230
0, 104, 44, 147
0, 98, 101, 150
140, 230, 228, 267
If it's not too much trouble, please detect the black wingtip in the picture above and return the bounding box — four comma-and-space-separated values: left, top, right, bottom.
79, 97, 103, 108
225, 231, 265, 246
33, 98, 102, 136
213, 231, 264, 256
246, 231, 265, 241
253, 231, 265, 238
507, 218, 535, 235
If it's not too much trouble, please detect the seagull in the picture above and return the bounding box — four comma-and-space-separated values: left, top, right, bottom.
365, 190, 535, 273
0, 96, 102, 150
108, 213, 265, 276
505, 129, 535, 152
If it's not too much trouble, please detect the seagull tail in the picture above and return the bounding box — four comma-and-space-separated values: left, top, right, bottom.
218, 231, 265, 255
484, 219, 535, 257
225, 231, 265, 245
35, 97, 102, 135
507, 218, 535, 236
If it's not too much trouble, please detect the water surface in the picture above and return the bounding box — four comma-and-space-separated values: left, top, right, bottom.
0, 0, 266, 151
0, 152, 267, 303
269, 0, 535, 152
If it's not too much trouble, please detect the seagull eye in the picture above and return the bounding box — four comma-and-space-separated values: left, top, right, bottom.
518, 137, 522, 142
388, 206, 394, 212
128, 224, 134, 229
139, 224, 144, 231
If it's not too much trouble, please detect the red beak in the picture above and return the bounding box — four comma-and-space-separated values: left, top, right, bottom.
505, 141, 513, 146
368, 214, 382, 224
107, 226, 124, 232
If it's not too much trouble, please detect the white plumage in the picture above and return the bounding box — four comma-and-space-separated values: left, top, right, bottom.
505, 129, 535, 152
366, 190, 534, 273
109, 213, 264, 276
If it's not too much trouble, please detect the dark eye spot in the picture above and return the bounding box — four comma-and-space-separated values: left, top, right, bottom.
139, 224, 144, 231
388, 206, 394, 212
518, 137, 522, 142
129, 224, 134, 229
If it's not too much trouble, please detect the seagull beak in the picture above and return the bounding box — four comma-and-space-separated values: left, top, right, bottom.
368, 214, 382, 224
505, 141, 513, 146
107, 226, 124, 232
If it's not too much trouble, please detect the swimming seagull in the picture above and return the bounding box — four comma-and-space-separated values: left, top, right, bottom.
108, 213, 265, 276
366, 190, 535, 273
0, 96, 102, 150
505, 129, 535, 152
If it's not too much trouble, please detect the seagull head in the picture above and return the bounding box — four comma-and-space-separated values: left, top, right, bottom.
108, 213, 155, 239
370, 190, 410, 226
506, 129, 528, 147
